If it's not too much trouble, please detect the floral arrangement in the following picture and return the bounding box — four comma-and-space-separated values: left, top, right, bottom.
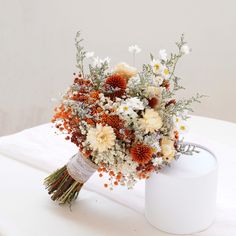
44, 32, 203, 205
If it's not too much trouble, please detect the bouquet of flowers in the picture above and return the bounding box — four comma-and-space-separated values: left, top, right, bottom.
44, 32, 203, 205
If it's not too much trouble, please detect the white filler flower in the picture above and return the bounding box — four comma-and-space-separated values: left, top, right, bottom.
93, 57, 111, 67
159, 49, 168, 61
181, 44, 191, 55
128, 44, 141, 54
126, 97, 144, 110
86, 124, 116, 153
85, 51, 94, 58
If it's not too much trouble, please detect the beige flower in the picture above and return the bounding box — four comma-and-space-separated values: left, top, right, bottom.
139, 109, 163, 133
114, 63, 138, 79
145, 86, 162, 98
161, 137, 176, 162
86, 124, 116, 153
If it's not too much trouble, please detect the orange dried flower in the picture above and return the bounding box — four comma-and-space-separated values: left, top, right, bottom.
105, 74, 127, 98
130, 143, 153, 164
85, 118, 96, 126
174, 130, 179, 140
109, 171, 115, 176
101, 114, 124, 130
90, 90, 100, 99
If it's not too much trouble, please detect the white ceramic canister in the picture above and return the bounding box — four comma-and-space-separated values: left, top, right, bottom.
145, 144, 218, 235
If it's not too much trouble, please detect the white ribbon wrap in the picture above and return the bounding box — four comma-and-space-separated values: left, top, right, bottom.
66, 153, 98, 183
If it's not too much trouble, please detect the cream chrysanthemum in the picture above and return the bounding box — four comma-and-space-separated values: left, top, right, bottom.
139, 109, 163, 133
114, 62, 138, 79
145, 86, 162, 98
161, 137, 176, 162
86, 124, 116, 153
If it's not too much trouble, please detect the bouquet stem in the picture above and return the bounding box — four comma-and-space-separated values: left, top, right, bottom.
44, 165, 83, 204
44, 153, 97, 205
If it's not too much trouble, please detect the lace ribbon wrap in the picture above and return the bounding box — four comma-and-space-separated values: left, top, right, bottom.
67, 153, 98, 183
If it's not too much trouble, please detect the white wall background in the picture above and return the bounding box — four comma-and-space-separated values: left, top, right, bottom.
0, 0, 236, 136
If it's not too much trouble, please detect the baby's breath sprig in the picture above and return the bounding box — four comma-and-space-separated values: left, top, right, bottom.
75, 31, 86, 77
164, 35, 187, 97
176, 142, 199, 155
89, 62, 110, 90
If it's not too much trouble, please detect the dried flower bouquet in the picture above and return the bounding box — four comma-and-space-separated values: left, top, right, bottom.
44, 32, 203, 205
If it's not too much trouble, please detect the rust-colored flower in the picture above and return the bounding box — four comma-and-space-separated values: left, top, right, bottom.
148, 97, 159, 108
105, 74, 127, 98
130, 143, 153, 164
101, 114, 125, 139
162, 79, 170, 90
101, 114, 124, 130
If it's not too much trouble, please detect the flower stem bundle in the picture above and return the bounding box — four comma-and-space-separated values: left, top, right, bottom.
44, 153, 97, 204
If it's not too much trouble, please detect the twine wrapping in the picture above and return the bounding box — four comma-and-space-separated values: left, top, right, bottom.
67, 153, 98, 183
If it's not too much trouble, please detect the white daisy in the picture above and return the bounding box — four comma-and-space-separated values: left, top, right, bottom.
128, 44, 141, 54
150, 59, 163, 74
118, 103, 137, 117
159, 49, 167, 61
173, 116, 189, 134
181, 44, 191, 55
173, 115, 182, 125
177, 122, 189, 134
162, 66, 170, 79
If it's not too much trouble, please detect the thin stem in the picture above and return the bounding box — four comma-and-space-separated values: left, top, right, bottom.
133, 52, 135, 67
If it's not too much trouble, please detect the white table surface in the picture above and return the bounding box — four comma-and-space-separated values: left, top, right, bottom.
0, 154, 160, 236
0, 116, 236, 236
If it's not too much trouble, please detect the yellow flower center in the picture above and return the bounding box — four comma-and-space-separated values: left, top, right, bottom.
123, 106, 129, 111
154, 64, 160, 71
151, 147, 156, 152
164, 68, 169, 75
97, 133, 108, 143
180, 125, 186, 131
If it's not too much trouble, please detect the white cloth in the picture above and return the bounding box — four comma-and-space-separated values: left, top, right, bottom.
0, 122, 145, 212
0, 116, 236, 234
0, 155, 162, 236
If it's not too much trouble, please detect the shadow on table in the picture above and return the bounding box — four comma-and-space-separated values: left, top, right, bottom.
45, 192, 170, 236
